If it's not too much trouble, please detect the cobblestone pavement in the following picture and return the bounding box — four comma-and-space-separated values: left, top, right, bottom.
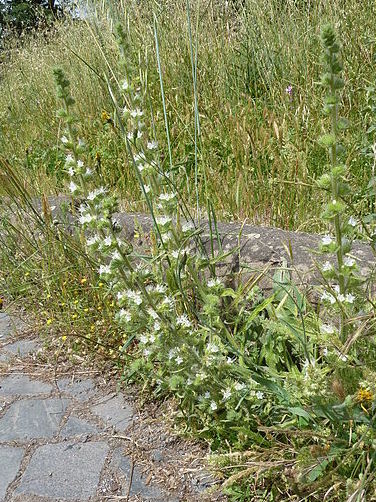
0, 312, 219, 502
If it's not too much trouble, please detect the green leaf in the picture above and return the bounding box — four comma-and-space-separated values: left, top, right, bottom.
288, 406, 313, 422
221, 288, 237, 299
305, 459, 329, 482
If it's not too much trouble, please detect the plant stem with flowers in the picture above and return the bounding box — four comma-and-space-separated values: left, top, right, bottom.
317, 25, 359, 343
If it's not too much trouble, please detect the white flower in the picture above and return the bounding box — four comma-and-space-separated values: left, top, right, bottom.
322, 235, 333, 246
143, 348, 151, 357
156, 216, 172, 226
147, 307, 159, 320
149, 334, 156, 343
338, 353, 348, 362
77, 160, 84, 168
222, 388, 232, 400
140, 335, 148, 344
162, 296, 174, 308
130, 108, 144, 118
122, 79, 129, 90
163, 232, 173, 242
103, 236, 112, 247
159, 192, 175, 202
118, 309, 131, 322
87, 235, 100, 246
320, 324, 335, 335
204, 391, 211, 399
234, 382, 246, 391
126, 290, 142, 305
344, 256, 356, 267
323, 347, 328, 356
78, 138, 85, 147
210, 401, 218, 411
87, 191, 97, 201
348, 216, 357, 227
175, 356, 183, 365
65, 154, 74, 163
147, 140, 158, 150
155, 284, 167, 294
207, 343, 219, 354
321, 290, 336, 304
117, 291, 126, 301
85, 168, 92, 177
153, 321, 161, 331
322, 261, 333, 272
168, 349, 176, 360
144, 185, 151, 193
182, 222, 194, 233
171, 250, 180, 259
111, 251, 121, 261
69, 181, 78, 193
99, 264, 111, 276
61, 135, 69, 144
256, 391, 264, 400
176, 314, 191, 328
345, 293, 355, 304
96, 186, 106, 196
208, 278, 222, 288
127, 132, 134, 140
137, 130, 143, 139
79, 213, 95, 225
68, 166, 75, 177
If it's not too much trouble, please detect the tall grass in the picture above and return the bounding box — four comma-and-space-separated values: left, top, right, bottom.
1, 0, 376, 229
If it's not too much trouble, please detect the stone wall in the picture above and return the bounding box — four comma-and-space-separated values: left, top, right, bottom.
6, 196, 376, 292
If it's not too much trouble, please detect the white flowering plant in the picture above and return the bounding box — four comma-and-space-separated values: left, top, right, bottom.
0, 20, 368, 502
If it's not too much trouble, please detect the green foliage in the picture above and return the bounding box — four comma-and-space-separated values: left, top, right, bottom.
1, 0, 376, 229
3, 7, 376, 502
0, 0, 68, 38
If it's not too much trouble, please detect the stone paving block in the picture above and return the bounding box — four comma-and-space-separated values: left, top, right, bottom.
91, 394, 133, 431
112, 447, 176, 501
0, 398, 69, 441
60, 416, 99, 438
57, 377, 96, 402
0, 374, 52, 396
15, 441, 109, 500
0, 312, 12, 340
0, 313, 27, 341
5, 339, 40, 357
0, 352, 11, 363
0, 446, 24, 500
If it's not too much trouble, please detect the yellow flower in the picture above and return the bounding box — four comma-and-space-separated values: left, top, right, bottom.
97, 306, 102, 311
90, 324, 95, 331
72, 313, 78, 319
62, 335, 67, 341
46, 319, 53, 325
84, 308, 89, 312
356, 388, 373, 404
98, 282, 104, 288
101, 110, 111, 123
80, 278, 87, 284
74, 299, 79, 305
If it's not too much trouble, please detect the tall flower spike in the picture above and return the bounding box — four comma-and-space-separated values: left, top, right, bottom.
318, 25, 356, 342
